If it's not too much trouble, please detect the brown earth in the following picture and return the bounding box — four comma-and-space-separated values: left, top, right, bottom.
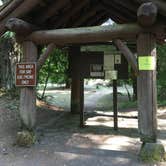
0, 91, 166, 166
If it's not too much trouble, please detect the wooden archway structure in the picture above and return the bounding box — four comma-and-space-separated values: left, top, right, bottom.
0, 0, 166, 156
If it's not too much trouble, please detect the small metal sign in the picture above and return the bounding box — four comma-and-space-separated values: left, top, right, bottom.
15, 63, 36, 87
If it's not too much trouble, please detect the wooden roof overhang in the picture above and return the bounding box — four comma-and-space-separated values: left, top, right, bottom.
0, 0, 166, 36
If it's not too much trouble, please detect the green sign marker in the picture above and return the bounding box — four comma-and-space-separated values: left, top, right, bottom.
138, 56, 156, 71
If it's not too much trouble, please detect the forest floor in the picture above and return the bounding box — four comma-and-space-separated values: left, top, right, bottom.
0, 86, 166, 166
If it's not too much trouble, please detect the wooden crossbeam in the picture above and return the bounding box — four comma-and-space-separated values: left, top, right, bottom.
111, 0, 137, 13
26, 23, 163, 45
101, 1, 135, 22
34, 0, 70, 24
54, 0, 89, 28
72, 5, 102, 27
100, 1, 129, 23
0, 0, 23, 21
0, 0, 41, 36
5, 18, 38, 35
86, 12, 109, 26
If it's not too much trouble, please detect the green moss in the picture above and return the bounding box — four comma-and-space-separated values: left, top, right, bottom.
140, 134, 156, 143
16, 130, 36, 147
139, 143, 165, 162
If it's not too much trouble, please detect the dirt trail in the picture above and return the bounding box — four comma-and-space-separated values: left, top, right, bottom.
0, 91, 166, 166
84, 88, 112, 111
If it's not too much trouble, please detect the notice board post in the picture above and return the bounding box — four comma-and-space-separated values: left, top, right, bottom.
70, 46, 83, 114
113, 80, 118, 130
18, 41, 37, 130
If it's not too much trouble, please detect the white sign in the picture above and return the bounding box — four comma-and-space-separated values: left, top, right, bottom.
105, 70, 117, 80
115, 55, 121, 64
90, 72, 104, 77
90, 64, 104, 78
104, 55, 114, 70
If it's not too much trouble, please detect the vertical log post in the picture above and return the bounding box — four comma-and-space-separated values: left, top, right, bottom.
137, 2, 158, 143
20, 41, 37, 130
137, 33, 157, 143
70, 46, 83, 114
79, 78, 84, 128
137, 3, 165, 162
137, 32, 165, 162
113, 80, 118, 130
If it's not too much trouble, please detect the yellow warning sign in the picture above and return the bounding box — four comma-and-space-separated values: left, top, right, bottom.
138, 56, 156, 70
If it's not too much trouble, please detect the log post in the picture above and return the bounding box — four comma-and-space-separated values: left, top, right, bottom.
137, 2, 158, 143
20, 41, 37, 130
137, 33, 157, 143
113, 80, 118, 130
79, 78, 84, 128
137, 32, 165, 162
137, 3, 165, 162
70, 46, 83, 114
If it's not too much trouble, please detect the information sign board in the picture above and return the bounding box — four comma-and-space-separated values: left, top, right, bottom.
15, 63, 36, 86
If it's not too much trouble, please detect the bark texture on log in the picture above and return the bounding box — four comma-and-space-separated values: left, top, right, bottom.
137, 33, 157, 143
0, 0, 23, 21
134, 0, 166, 17
27, 24, 162, 45
5, 18, 38, 35
20, 41, 37, 130
0, 0, 40, 36
137, 2, 158, 27
114, 39, 138, 75
70, 46, 83, 114
37, 43, 55, 72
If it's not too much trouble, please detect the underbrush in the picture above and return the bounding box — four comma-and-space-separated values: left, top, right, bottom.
0, 88, 20, 99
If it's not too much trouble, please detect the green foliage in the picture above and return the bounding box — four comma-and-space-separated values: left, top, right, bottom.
38, 48, 68, 85
2, 31, 14, 39
157, 44, 166, 101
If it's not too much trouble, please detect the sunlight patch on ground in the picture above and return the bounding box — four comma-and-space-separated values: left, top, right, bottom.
86, 115, 138, 129
54, 151, 85, 161
86, 116, 113, 127
99, 136, 140, 152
